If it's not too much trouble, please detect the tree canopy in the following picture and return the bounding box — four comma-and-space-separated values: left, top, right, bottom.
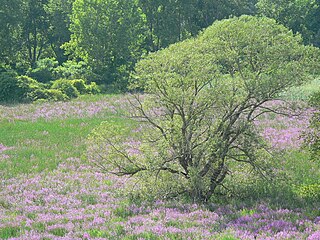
257, 0, 320, 47
0, 0, 319, 90
89, 16, 320, 202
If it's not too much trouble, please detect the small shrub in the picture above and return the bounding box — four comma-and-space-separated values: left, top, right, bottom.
0, 72, 41, 103
28, 58, 58, 83
85, 81, 100, 94
51, 79, 80, 98
294, 184, 320, 201
29, 88, 68, 102
71, 79, 87, 94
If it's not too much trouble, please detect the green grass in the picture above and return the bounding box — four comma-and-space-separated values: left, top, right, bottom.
75, 93, 120, 102
0, 118, 95, 178
0, 226, 21, 239
0, 110, 129, 178
281, 77, 320, 101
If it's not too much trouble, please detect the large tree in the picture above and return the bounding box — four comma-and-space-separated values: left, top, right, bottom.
0, 0, 24, 65
45, 0, 74, 64
89, 16, 319, 202
22, 0, 50, 68
0, 0, 74, 70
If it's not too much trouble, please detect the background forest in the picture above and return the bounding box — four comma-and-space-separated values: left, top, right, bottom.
0, 0, 319, 101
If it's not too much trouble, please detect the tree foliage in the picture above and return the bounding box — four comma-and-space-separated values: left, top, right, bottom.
0, 0, 23, 64
89, 16, 320, 202
257, 0, 320, 47
45, 0, 74, 64
64, 0, 147, 86
305, 90, 320, 160
138, 0, 256, 51
1, 0, 319, 91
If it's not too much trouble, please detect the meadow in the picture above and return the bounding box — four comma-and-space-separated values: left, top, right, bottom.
0, 79, 320, 240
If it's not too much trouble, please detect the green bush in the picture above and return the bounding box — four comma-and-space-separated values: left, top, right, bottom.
305, 90, 320, 160
53, 60, 90, 80
17, 75, 41, 87
51, 79, 80, 99
294, 184, 320, 201
0, 71, 19, 102
0, 72, 41, 103
71, 79, 87, 94
29, 88, 68, 102
85, 82, 100, 94
50, 78, 100, 99
71, 79, 100, 94
309, 90, 320, 107
28, 58, 58, 83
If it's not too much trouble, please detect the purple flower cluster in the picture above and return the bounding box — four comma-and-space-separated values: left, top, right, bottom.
227, 205, 315, 239
0, 143, 13, 161
1, 156, 320, 239
0, 96, 131, 122
255, 101, 314, 150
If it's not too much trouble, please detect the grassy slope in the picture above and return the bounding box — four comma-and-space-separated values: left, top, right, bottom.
0, 94, 128, 178
1, 118, 106, 178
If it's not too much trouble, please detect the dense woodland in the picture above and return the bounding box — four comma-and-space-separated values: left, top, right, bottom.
0, 0, 319, 98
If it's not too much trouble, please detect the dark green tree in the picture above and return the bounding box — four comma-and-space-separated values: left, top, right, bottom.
0, 0, 24, 66
138, 0, 257, 51
257, 0, 320, 46
1, 0, 74, 70
65, 0, 147, 87
22, 0, 50, 68
45, 0, 74, 64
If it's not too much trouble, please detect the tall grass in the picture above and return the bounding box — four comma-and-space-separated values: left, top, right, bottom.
281, 77, 320, 101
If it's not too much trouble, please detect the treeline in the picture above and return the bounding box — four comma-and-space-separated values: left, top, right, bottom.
0, 0, 319, 94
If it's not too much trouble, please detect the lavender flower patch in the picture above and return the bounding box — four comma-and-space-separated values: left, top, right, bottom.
1, 156, 320, 239
254, 101, 314, 150
0, 143, 14, 161
0, 96, 133, 122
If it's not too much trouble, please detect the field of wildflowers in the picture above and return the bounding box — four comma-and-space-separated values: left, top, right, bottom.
0, 94, 320, 239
